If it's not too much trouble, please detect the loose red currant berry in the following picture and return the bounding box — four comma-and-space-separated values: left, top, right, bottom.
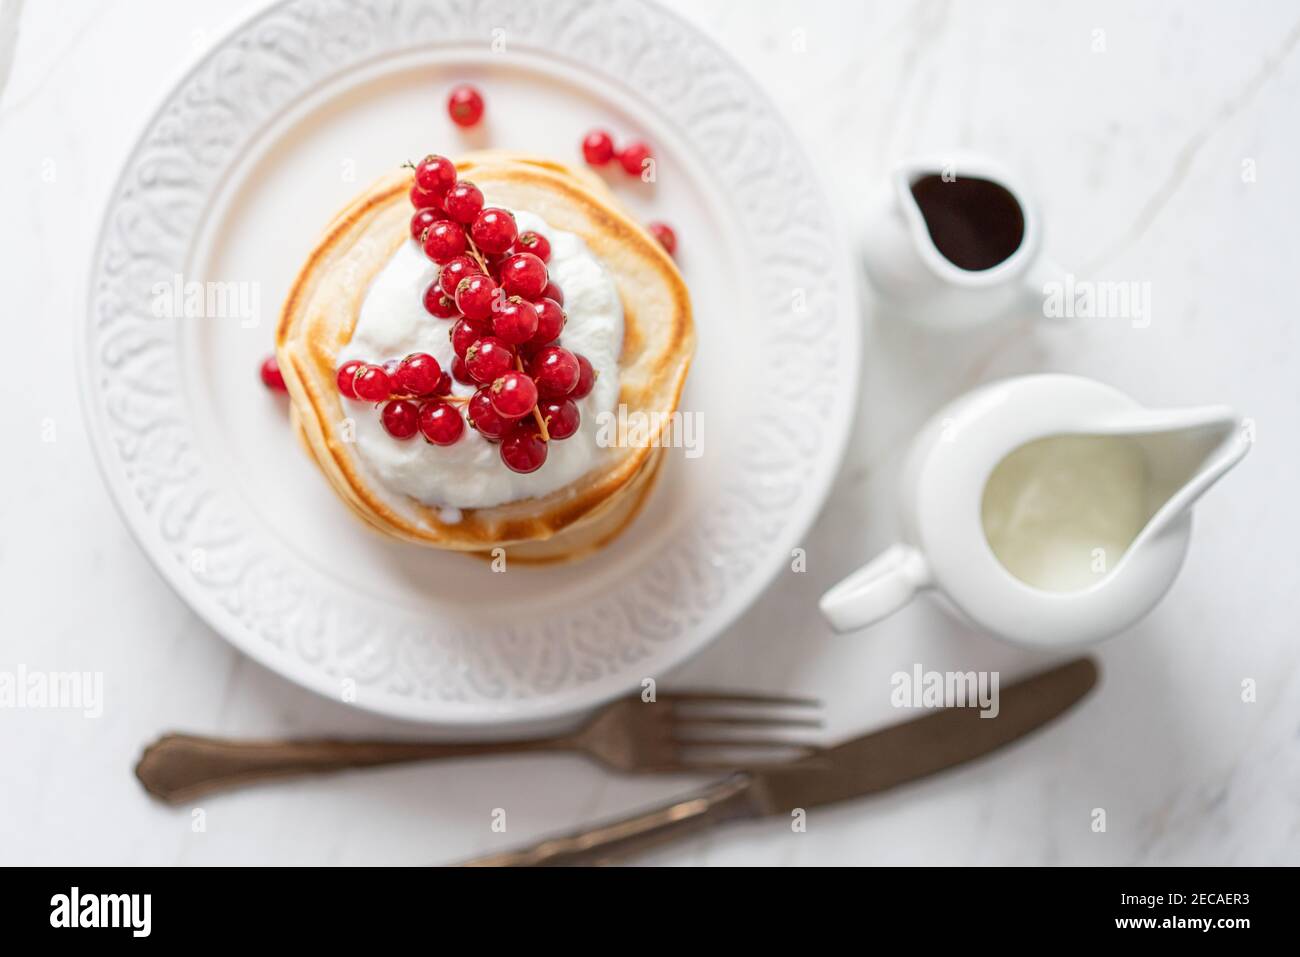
648, 221, 677, 256
490, 371, 538, 420
418, 400, 465, 445
499, 251, 548, 299
447, 84, 485, 128
465, 336, 515, 384
438, 255, 479, 298
540, 398, 580, 440
581, 129, 615, 166
491, 297, 539, 345
353, 364, 393, 402
414, 154, 457, 197
336, 359, 364, 398
455, 273, 499, 322
422, 219, 467, 263
500, 423, 548, 473
443, 180, 485, 225
619, 140, 653, 177
396, 352, 442, 395
570, 354, 597, 399
450, 354, 475, 385
468, 388, 510, 441
410, 183, 442, 211
411, 207, 440, 240
540, 280, 564, 305
423, 282, 460, 319
433, 371, 452, 396
381, 399, 420, 439
260, 355, 287, 392
528, 346, 580, 397
451, 317, 488, 357
471, 207, 518, 254
529, 298, 565, 346
514, 230, 551, 263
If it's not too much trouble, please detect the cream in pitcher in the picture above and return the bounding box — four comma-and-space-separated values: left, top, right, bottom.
819, 375, 1252, 647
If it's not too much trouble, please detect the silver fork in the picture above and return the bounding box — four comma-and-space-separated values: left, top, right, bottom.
135, 691, 823, 803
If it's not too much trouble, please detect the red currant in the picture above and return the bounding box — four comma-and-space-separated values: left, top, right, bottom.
414, 154, 457, 197
500, 423, 548, 473
528, 346, 580, 397
490, 371, 538, 419
491, 297, 539, 345
514, 230, 551, 263
410, 183, 443, 211
433, 370, 452, 396
468, 387, 510, 440
418, 400, 465, 445
438, 255, 479, 298
451, 354, 475, 385
540, 399, 580, 440
455, 273, 499, 322
442, 180, 484, 225
381, 399, 420, 439
465, 336, 514, 384
581, 129, 615, 166
471, 207, 518, 254
619, 140, 653, 178
447, 85, 485, 128
336, 359, 364, 398
260, 355, 286, 392
421, 219, 467, 263
648, 221, 677, 256
353, 364, 393, 402
410, 207, 440, 240
541, 280, 564, 306
499, 252, 548, 299
570, 353, 597, 399
395, 352, 442, 395
529, 298, 565, 346
423, 282, 460, 319
451, 317, 488, 357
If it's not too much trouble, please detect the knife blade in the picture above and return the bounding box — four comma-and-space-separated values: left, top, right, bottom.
754, 656, 1097, 811
460, 657, 1097, 866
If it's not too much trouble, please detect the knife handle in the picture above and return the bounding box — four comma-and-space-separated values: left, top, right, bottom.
460, 775, 757, 866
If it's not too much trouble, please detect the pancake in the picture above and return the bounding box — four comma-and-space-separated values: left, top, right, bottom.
276, 153, 693, 560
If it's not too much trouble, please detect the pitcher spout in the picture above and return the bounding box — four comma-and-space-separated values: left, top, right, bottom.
1091, 405, 1252, 543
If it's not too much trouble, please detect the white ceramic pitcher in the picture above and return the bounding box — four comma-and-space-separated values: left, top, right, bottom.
862, 152, 1063, 328
819, 375, 1251, 647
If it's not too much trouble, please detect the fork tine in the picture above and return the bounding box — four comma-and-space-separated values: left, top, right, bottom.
660, 691, 822, 709
672, 738, 826, 752
672, 715, 825, 729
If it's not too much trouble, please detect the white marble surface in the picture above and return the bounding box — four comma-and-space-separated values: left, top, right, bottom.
2, 0, 1298, 866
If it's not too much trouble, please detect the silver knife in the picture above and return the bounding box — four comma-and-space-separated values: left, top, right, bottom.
460, 657, 1097, 866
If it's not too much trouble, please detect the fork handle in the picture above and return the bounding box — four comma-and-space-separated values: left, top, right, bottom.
135, 733, 563, 803
460, 775, 758, 866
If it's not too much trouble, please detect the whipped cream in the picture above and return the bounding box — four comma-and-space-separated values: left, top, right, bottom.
338, 208, 624, 511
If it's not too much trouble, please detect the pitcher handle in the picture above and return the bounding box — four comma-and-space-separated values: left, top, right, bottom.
819, 544, 932, 633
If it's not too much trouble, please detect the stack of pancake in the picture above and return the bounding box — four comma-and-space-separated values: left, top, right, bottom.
275, 152, 693, 562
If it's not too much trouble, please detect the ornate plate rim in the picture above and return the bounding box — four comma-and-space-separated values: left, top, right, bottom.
77, 0, 862, 725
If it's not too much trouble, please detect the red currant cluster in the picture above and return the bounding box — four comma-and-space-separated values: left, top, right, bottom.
335, 154, 598, 475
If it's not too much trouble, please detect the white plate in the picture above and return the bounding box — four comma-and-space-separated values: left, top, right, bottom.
80, 0, 860, 725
